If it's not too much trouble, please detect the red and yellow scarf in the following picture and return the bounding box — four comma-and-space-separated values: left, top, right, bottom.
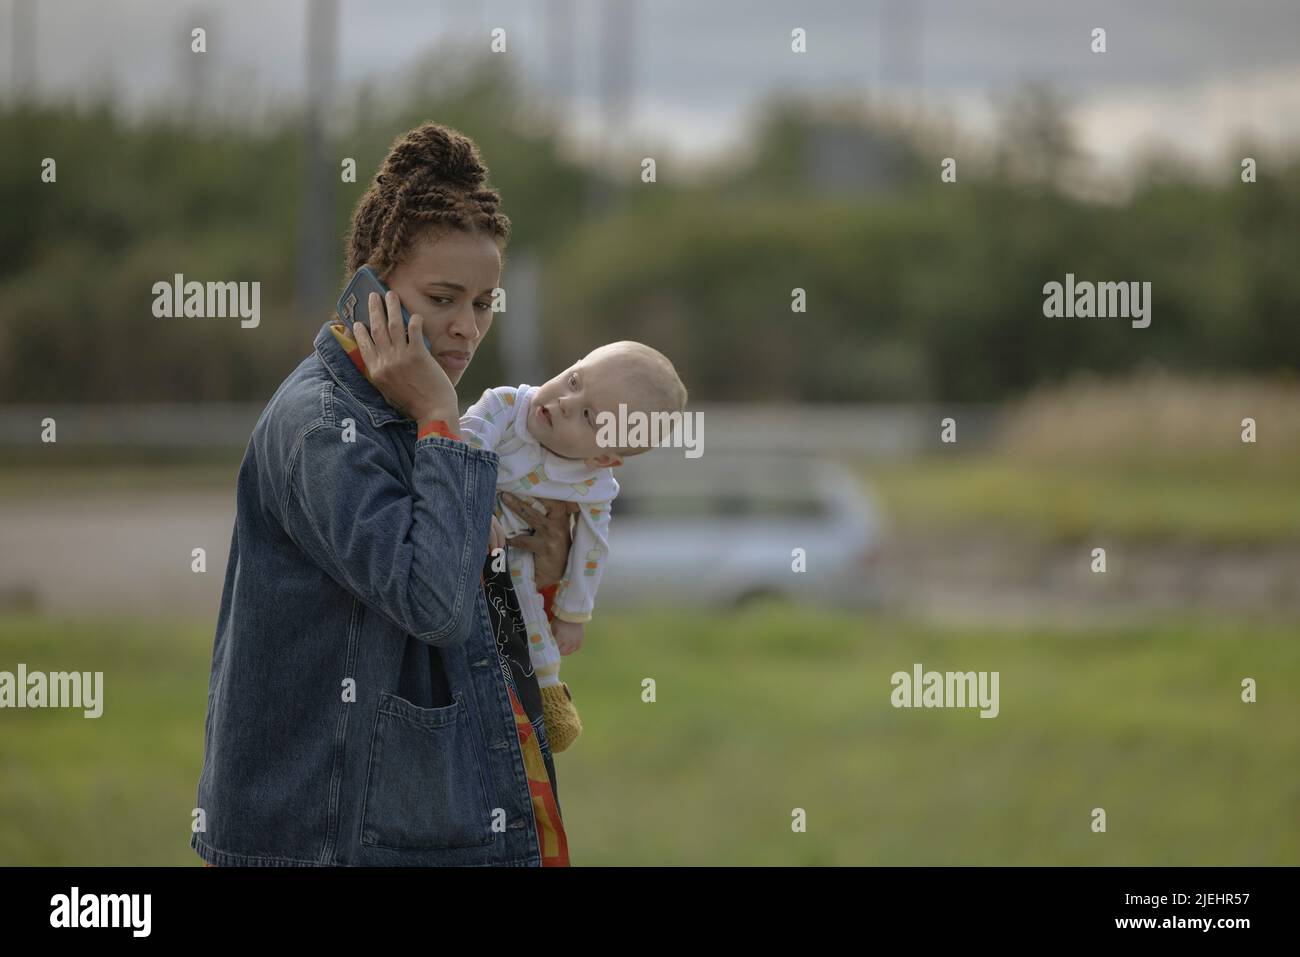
327, 319, 570, 867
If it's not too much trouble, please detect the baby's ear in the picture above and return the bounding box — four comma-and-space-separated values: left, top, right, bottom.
585, 452, 624, 469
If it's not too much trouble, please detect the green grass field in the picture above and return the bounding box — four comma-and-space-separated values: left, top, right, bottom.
2, 606, 1295, 866
865, 456, 1300, 545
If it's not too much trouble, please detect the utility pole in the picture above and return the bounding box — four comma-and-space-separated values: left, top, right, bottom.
588, 0, 635, 217
497, 252, 545, 386
11, 0, 37, 103
169, 5, 224, 126
297, 0, 339, 325
880, 0, 924, 122
544, 0, 575, 117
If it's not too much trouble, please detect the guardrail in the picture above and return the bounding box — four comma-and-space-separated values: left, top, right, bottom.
0, 402, 1003, 459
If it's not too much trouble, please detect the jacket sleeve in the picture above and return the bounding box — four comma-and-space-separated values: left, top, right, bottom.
552, 500, 612, 624
282, 422, 499, 647
458, 385, 519, 453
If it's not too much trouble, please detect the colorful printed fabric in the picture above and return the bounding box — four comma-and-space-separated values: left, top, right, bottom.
480, 559, 570, 866
416, 418, 461, 441
507, 673, 569, 865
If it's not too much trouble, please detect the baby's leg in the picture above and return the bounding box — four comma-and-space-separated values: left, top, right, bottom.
510, 546, 582, 752
509, 547, 563, 689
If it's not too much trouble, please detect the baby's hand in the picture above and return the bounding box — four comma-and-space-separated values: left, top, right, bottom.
553, 620, 584, 656
488, 515, 506, 555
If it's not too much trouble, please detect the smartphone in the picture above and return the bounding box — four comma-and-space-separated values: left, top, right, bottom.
337, 266, 430, 349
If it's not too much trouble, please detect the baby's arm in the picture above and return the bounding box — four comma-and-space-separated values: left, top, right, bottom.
458, 385, 520, 453
553, 500, 613, 626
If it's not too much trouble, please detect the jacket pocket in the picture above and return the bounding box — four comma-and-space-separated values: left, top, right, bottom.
360, 690, 493, 850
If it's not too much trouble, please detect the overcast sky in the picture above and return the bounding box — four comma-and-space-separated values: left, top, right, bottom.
7, 0, 1300, 172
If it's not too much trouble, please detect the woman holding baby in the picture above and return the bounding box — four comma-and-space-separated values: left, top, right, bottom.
193, 123, 578, 866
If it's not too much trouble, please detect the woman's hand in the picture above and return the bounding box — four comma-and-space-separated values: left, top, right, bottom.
352, 290, 458, 424
501, 492, 578, 589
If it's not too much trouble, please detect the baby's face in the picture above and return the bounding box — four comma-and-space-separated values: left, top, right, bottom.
527, 352, 638, 465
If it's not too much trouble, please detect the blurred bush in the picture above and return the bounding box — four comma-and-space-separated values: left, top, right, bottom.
995, 371, 1300, 468
3, 58, 1298, 405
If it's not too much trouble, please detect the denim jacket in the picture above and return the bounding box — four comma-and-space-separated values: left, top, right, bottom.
191, 321, 543, 866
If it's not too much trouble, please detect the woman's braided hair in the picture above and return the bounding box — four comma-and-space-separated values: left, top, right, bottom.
346, 122, 511, 278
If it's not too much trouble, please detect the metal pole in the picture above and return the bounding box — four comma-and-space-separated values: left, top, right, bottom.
297, 0, 339, 324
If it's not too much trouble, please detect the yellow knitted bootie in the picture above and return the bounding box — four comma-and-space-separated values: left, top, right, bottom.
540, 683, 582, 753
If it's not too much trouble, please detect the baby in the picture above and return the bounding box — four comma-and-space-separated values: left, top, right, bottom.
459, 341, 688, 753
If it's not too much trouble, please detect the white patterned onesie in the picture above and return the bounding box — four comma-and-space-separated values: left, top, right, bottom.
459, 384, 618, 689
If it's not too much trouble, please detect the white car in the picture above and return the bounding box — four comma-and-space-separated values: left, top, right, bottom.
589, 451, 885, 609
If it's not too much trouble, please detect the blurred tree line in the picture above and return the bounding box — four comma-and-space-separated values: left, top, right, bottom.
2, 58, 1296, 405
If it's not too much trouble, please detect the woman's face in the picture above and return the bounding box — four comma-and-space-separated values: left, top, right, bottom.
382, 229, 502, 385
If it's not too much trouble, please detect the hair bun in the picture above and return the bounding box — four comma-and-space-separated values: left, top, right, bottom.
383, 122, 487, 189
347, 121, 509, 276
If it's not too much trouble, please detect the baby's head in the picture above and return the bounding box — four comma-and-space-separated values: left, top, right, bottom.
527, 341, 687, 467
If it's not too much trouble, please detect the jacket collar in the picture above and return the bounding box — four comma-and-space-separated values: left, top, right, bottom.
313, 319, 411, 429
